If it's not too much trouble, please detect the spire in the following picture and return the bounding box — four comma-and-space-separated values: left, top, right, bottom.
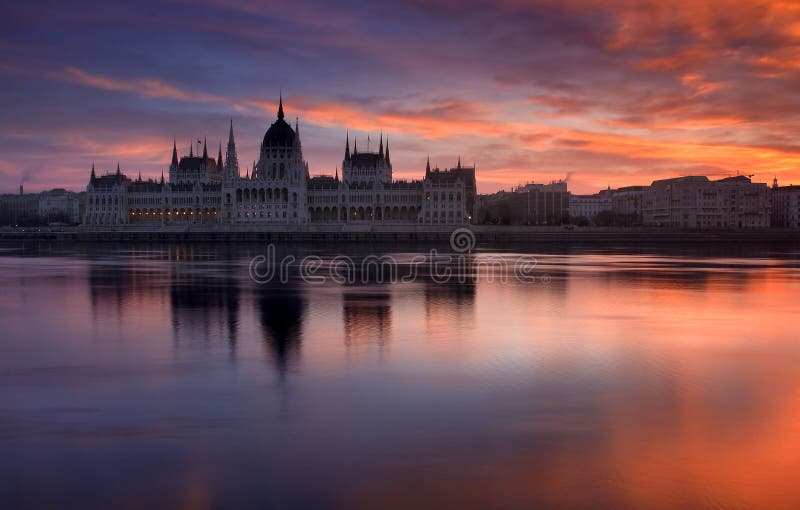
384, 137, 390, 166
90, 163, 96, 181
189, 142, 193, 158
379, 132, 384, 158
138, 171, 142, 181
344, 131, 351, 161
295, 116, 299, 137
353, 137, 358, 155
116, 162, 120, 175
218, 143, 223, 170
335, 166, 339, 181
225, 119, 239, 179
171, 138, 178, 167
457, 155, 461, 169
202, 137, 208, 161
277, 93, 284, 120
426, 155, 431, 175
160, 170, 164, 184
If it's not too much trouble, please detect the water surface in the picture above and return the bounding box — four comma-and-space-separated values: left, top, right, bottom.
2, 242, 800, 509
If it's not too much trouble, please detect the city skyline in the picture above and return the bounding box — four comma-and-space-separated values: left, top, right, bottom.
2, 1, 800, 195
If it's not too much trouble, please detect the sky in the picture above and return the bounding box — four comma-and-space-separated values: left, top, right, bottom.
1, 0, 799, 194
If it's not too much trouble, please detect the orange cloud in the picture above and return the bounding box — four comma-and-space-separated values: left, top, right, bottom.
32, 59, 800, 194
57, 66, 230, 104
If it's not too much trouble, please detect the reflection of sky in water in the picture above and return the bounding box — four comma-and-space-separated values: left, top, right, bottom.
1, 244, 800, 509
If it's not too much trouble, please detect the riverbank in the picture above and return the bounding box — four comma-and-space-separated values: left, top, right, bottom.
2, 225, 800, 245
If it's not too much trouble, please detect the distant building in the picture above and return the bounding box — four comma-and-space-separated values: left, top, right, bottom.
643, 175, 770, 228
569, 188, 612, 223
770, 179, 800, 228
0, 188, 39, 226
479, 180, 570, 225
610, 186, 645, 225
38, 188, 82, 224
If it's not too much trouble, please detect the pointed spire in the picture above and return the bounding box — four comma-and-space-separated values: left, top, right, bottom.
160, 170, 164, 184
90, 163, 96, 181
116, 162, 120, 175
353, 137, 358, 155
384, 136, 390, 166
457, 155, 461, 169
295, 116, 299, 137
335, 166, 339, 181
138, 171, 142, 181
189, 142, 193, 158
218, 143, 223, 170
379, 132, 384, 158
344, 131, 351, 161
426, 155, 431, 174
225, 120, 239, 179
171, 138, 178, 166
277, 93, 284, 120
202, 137, 208, 161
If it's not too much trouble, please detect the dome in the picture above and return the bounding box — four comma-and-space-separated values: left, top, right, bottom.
262, 96, 295, 148
262, 119, 295, 148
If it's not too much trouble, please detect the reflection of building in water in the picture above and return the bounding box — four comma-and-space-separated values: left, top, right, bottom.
87, 253, 171, 319
422, 273, 476, 328
169, 257, 240, 355
256, 285, 305, 375
86, 246, 240, 355
342, 290, 392, 351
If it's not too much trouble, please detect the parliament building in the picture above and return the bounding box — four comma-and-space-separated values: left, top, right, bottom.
84, 98, 476, 228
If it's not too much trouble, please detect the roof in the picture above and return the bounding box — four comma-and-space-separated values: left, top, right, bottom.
651, 175, 710, 186
349, 152, 386, 168
92, 173, 130, 189
262, 118, 295, 148
716, 175, 752, 183
178, 156, 220, 172
308, 175, 339, 190
128, 180, 163, 192
425, 167, 476, 188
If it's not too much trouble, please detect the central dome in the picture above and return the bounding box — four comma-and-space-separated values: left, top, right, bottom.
262, 96, 295, 148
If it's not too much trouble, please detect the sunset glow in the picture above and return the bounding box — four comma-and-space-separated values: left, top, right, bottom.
3, 0, 800, 194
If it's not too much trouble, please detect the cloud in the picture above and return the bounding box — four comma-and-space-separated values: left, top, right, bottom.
57, 67, 230, 105
1, 0, 800, 194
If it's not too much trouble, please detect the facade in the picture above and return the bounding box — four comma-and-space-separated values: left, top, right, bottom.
0, 188, 39, 226
84, 98, 471, 227
643, 175, 770, 228
38, 188, 82, 224
569, 188, 612, 223
479, 181, 570, 225
610, 186, 644, 225
0, 187, 84, 226
770, 180, 800, 228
